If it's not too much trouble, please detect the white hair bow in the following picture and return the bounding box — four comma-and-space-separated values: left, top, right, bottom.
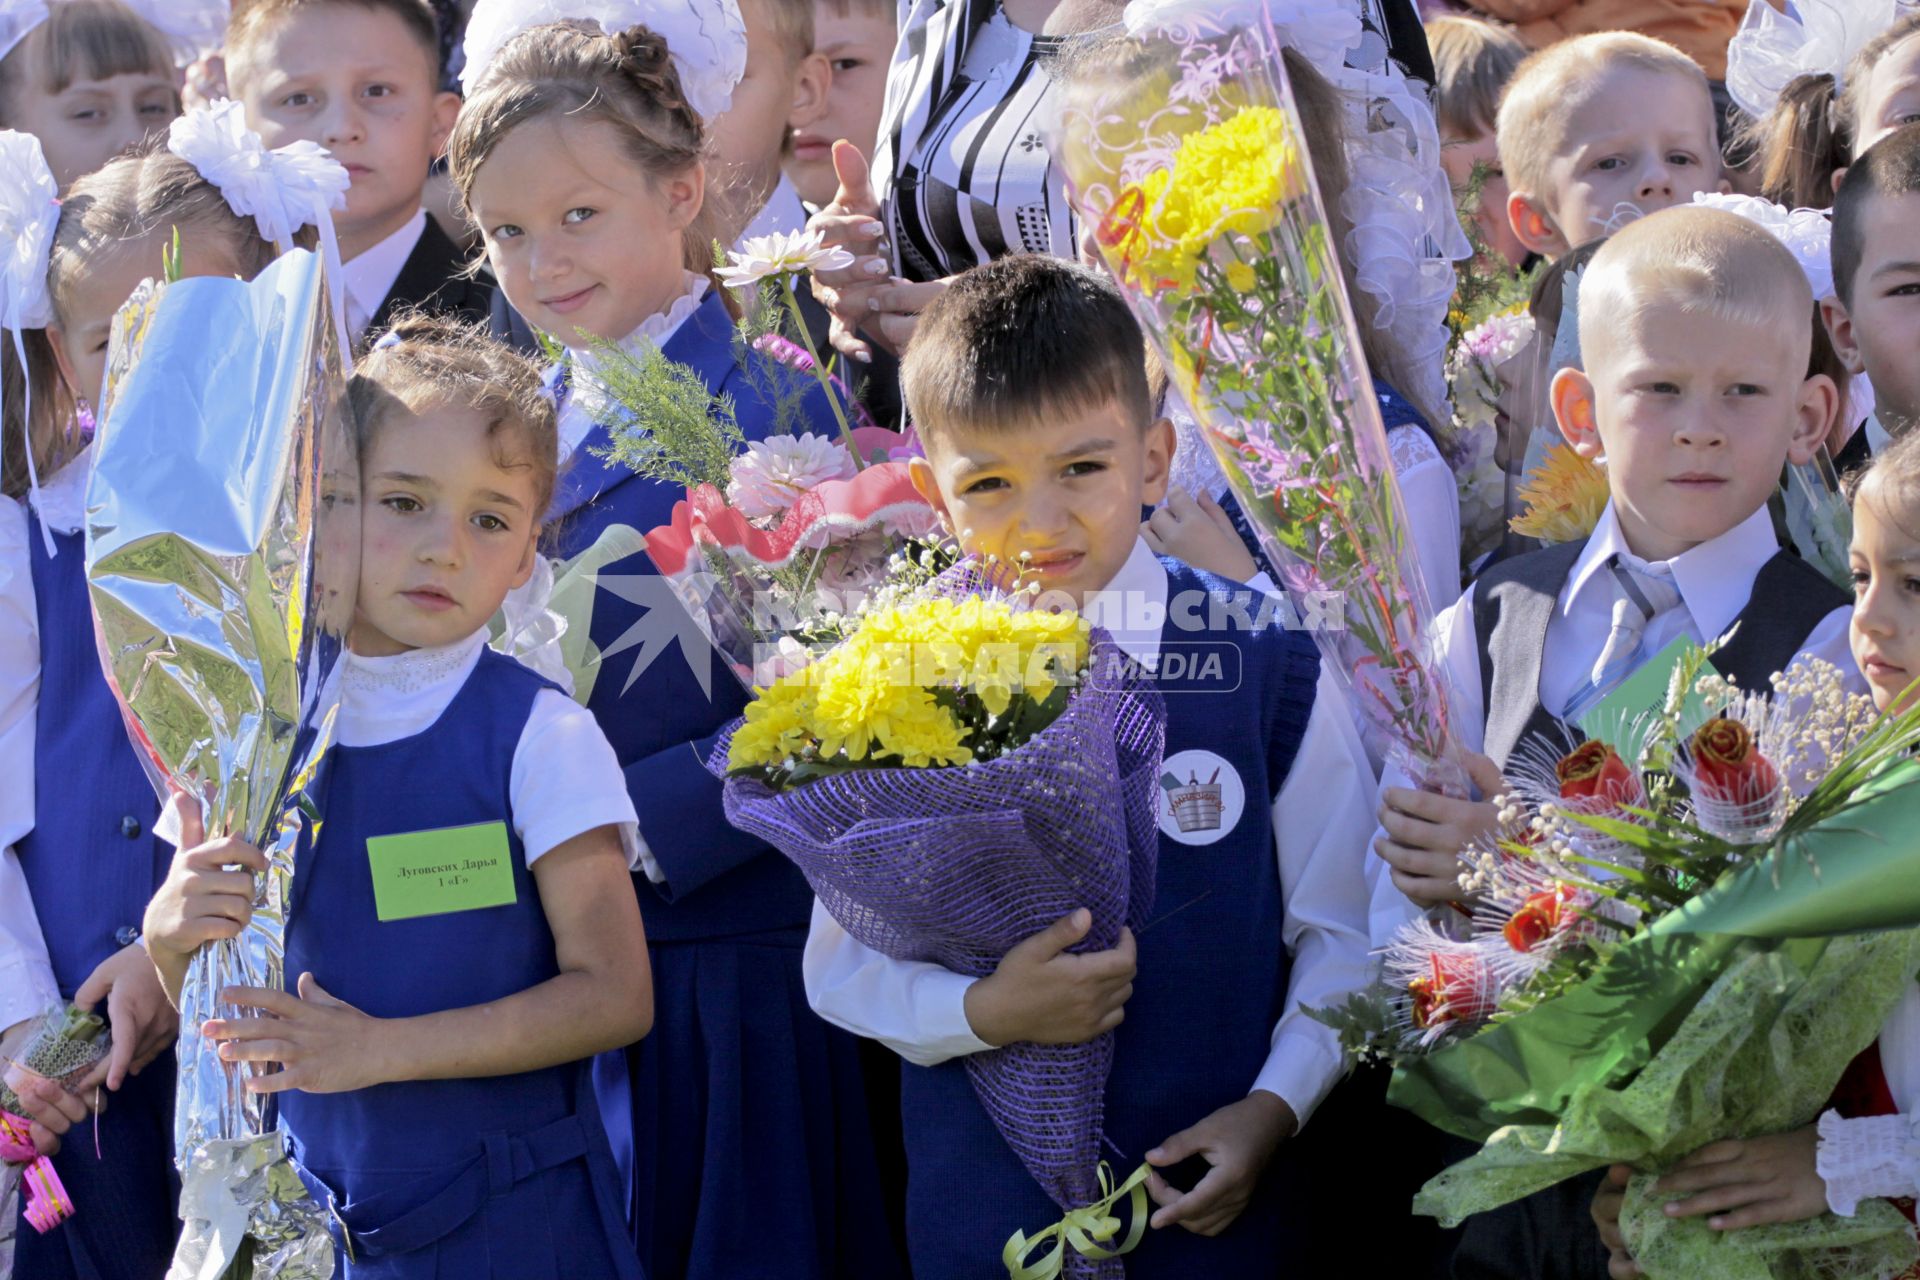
1727, 0, 1920, 119
0, 129, 61, 553
460, 0, 747, 121
167, 100, 355, 366
0, 0, 227, 67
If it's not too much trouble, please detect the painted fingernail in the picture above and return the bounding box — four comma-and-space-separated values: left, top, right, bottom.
853, 349, 872, 364
876, 240, 891, 254
863, 259, 889, 276
860, 222, 884, 237
867, 297, 881, 311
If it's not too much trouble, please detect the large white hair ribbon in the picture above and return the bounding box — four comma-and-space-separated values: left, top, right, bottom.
460, 0, 747, 121
0, 129, 61, 554
166, 100, 355, 366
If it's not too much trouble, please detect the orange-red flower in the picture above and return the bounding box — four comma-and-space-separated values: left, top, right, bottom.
1502, 884, 1580, 953
1555, 741, 1639, 806
1408, 951, 1497, 1029
1689, 717, 1780, 804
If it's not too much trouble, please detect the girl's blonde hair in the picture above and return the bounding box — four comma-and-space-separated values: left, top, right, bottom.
0, 0, 176, 125
1746, 13, 1920, 211
0, 139, 280, 497
446, 21, 728, 307
348, 313, 561, 518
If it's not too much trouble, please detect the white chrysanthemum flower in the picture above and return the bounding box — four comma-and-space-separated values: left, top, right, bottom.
726, 432, 857, 519
717, 229, 855, 289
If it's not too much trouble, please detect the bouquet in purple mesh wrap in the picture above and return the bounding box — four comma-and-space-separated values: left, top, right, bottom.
713, 567, 1166, 1277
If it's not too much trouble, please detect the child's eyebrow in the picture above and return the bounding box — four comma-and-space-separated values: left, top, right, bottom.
373, 471, 436, 488
1871, 259, 1920, 280
478, 490, 527, 511
1047, 438, 1117, 461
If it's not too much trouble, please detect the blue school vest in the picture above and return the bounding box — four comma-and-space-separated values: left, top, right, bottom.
12, 528, 180, 1280
899, 559, 1321, 1278
280, 648, 640, 1280
542, 289, 839, 943
16, 529, 170, 996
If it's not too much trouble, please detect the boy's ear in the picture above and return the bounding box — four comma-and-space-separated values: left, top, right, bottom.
1551, 365, 1602, 458
1508, 191, 1567, 258
907, 455, 954, 532
1820, 296, 1868, 377
787, 52, 832, 131
1832, 165, 1850, 196
1139, 416, 1175, 508
1789, 372, 1841, 467
429, 90, 462, 159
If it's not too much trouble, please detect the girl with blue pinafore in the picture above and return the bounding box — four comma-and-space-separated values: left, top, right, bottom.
448, 16, 897, 1280
144, 318, 651, 1280
0, 129, 328, 1280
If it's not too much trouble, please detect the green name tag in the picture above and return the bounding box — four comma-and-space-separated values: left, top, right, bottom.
1579, 634, 1721, 758
366, 822, 517, 923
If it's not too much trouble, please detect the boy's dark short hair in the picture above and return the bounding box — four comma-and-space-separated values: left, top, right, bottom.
1833, 122, 1920, 309
902, 254, 1153, 442
226, 0, 442, 80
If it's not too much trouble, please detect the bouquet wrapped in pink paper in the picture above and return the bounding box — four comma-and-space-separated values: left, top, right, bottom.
1054, 9, 1466, 793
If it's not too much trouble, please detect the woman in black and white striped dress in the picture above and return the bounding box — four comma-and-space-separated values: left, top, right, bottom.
807, 0, 1433, 359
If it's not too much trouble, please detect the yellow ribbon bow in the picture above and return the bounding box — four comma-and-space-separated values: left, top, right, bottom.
1001, 1161, 1151, 1280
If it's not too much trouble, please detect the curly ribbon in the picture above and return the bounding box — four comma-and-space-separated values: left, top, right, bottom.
1, 1109, 76, 1232
1001, 1161, 1151, 1280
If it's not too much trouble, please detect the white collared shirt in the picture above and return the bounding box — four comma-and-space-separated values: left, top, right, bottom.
0, 496, 52, 1030
735, 174, 810, 247
803, 538, 1379, 1127
1365, 499, 1859, 944
342, 210, 427, 343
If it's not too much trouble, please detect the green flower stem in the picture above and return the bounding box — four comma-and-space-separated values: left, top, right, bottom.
779, 274, 864, 470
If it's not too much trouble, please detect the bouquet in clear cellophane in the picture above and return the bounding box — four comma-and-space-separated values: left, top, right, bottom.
1321, 647, 1920, 1279
85, 247, 359, 1280
0, 1003, 109, 1239
1054, 10, 1465, 795
714, 560, 1165, 1278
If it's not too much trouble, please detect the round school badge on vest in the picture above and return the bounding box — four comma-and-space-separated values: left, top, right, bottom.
1156, 749, 1245, 846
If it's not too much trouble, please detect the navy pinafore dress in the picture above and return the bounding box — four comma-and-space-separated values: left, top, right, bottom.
14, 527, 178, 1280
280, 648, 640, 1280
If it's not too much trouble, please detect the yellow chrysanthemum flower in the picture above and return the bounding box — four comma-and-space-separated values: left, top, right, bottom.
725, 596, 1092, 776
1509, 443, 1609, 543
1116, 107, 1303, 292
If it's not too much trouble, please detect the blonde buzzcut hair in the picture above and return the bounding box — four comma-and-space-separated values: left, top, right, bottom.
1495, 31, 1714, 202
1579, 206, 1814, 372
1425, 15, 1527, 140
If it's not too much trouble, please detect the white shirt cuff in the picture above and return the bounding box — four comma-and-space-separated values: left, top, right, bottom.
1816, 1108, 1920, 1217
0, 955, 58, 1032
1251, 1030, 1344, 1129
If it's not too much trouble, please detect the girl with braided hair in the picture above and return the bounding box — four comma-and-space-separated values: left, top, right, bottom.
449, 12, 899, 1280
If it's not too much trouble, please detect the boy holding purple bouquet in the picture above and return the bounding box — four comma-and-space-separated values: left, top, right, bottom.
801, 254, 1378, 1275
